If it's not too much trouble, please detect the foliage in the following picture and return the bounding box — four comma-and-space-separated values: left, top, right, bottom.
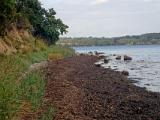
0, 0, 68, 44
15, 0, 68, 44
41, 9, 68, 44
0, 0, 16, 35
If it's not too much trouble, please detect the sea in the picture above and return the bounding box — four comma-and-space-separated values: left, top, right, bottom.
73, 45, 160, 93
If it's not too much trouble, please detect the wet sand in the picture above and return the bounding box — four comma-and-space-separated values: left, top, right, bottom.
42, 55, 160, 120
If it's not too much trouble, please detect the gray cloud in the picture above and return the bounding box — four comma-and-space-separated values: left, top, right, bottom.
91, 0, 109, 5
40, 0, 160, 37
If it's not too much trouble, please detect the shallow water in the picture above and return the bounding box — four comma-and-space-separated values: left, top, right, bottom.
73, 45, 160, 92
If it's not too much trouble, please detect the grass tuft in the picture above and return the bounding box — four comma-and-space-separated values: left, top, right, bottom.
0, 45, 75, 120
41, 107, 55, 120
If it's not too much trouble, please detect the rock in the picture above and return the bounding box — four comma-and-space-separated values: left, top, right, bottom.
30, 61, 48, 71
104, 59, 109, 64
122, 71, 129, 76
99, 55, 106, 59
80, 53, 84, 56
130, 68, 135, 70
94, 51, 98, 55
99, 52, 105, 55
88, 51, 93, 56
95, 51, 105, 55
95, 64, 101, 67
116, 56, 121, 60
124, 55, 132, 61
80, 53, 87, 56
145, 84, 150, 86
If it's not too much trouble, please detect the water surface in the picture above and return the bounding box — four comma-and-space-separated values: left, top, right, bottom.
73, 45, 160, 92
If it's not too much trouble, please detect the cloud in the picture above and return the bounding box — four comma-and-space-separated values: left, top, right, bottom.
91, 0, 109, 5
40, 0, 160, 37
143, 0, 153, 2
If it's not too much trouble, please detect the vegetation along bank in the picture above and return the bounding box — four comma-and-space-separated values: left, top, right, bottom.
0, 0, 75, 119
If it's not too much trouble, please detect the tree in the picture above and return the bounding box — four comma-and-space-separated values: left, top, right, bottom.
0, 0, 68, 44
15, 0, 68, 44
0, 0, 15, 35
41, 8, 68, 44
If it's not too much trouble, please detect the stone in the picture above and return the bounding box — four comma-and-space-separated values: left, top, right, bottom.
124, 55, 132, 61
104, 59, 109, 64
122, 71, 129, 76
116, 56, 121, 60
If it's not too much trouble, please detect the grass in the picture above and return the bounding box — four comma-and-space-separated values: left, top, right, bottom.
41, 107, 55, 120
0, 45, 75, 120
18, 71, 45, 111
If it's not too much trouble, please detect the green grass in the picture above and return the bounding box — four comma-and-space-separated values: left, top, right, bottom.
18, 71, 45, 111
0, 45, 75, 120
41, 107, 55, 120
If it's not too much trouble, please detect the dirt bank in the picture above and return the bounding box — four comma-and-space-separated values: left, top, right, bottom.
42, 55, 160, 120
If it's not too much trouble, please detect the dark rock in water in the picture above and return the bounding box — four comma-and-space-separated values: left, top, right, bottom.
122, 71, 129, 76
139, 60, 145, 62
116, 56, 121, 60
95, 64, 101, 67
88, 51, 93, 55
145, 84, 150, 86
130, 68, 135, 70
124, 55, 132, 61
80, 53, 84, 56
104, 59, 109, 64
131, 80, 139, 84
94, 51, 106, 58
95, 51, 105, 55
95, 51, 99, 55
99, 55, 106, 59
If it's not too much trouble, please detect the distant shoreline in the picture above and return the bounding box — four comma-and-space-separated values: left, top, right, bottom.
58, 43, 160, 47
58, 33, 160, 46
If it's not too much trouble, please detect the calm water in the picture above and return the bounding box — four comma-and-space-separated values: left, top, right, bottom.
73, 45, 160, 93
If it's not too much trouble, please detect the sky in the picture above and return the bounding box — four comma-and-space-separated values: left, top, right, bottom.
40, 0, 160, 37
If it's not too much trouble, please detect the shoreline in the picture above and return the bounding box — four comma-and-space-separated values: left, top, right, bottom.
39, 55, 160, 119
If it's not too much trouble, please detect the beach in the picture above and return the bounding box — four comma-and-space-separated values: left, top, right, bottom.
36, 55, 160, 120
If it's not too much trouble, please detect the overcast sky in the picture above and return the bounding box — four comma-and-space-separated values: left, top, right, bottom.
40, 0, 160, 37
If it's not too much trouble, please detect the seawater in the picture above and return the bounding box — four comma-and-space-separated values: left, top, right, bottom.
73, 45, 160, 93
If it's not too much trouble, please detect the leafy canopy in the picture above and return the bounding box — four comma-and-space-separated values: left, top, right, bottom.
0, 0, 68, 44
0, 0, 15, 35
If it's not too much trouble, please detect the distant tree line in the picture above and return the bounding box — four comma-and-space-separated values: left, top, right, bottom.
58, 33, 160, 46
0, 0, 68, 44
